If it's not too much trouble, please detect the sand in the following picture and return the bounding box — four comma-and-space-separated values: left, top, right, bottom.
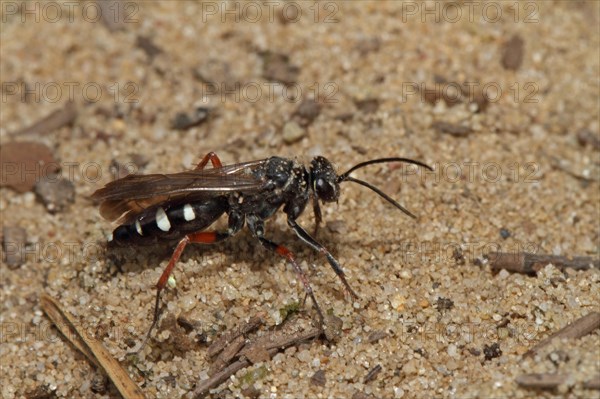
1, 1, 599, 398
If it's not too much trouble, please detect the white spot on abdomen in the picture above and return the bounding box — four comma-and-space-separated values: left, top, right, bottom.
135, 220, 143, 236
183, 203, 195, 221
156, 207, 171, 232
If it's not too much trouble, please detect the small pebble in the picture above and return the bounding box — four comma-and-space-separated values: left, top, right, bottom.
310, 370, 326, 387
483, 343, 502, 361
34, 176, 75, 213
293, 98, 321, 127
261, 51, 299, 85
323, 314, 343, 342
172, 107, 211, 130
499, 228, 511, 239
282, 121, 305, 144
2, 226, 27, 268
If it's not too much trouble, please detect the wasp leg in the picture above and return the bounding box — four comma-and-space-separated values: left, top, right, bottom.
139, 212, 243, 351
195, 151, 223, 170
287, 218, 359, 300
247, 218, 324, 323
312, 194, 322, 236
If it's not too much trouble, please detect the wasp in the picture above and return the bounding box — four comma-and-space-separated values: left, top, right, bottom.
92, 152, 432, 343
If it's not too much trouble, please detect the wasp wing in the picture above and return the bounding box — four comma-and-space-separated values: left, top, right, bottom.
92, 159, 269, 222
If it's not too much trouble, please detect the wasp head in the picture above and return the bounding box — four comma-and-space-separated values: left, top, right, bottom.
310, 156, 340, 202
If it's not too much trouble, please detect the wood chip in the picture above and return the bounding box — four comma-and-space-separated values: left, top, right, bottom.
40, 294, 145, 399
432, 121, 472, 137
171, 107, 211, 130
354, 98, 380, 114
516, 373, 567, 390
501, 34, 525, 70
310, 370, 326, 387
523, 312, 600, 358
11, 101, 77, 136
261, 51, 299, 86
135, 35, 162, 60
367, 330, 388, 344
0, 141, 59, 192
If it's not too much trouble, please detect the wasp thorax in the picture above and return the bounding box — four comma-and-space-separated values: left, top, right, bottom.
310, 156, 340, 202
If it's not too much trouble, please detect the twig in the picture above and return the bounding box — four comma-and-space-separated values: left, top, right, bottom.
192, 348, 278, 398
516, 373, 568, 389
488, 252, 599, 274
193, 319, 322, 398
208, 335, 246, 376
363, 364, 382, 383
11, 101, 77, 136
523, 312, 600, 358
237, 325, 322, 359
583, 375, 600, 390
517, 373, 600, 391
40, 294, 145, 399
207, 315, 264, 358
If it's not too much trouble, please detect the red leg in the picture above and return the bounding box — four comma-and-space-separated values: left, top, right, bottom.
195, 151, 223, 170
138, 230, 229, 351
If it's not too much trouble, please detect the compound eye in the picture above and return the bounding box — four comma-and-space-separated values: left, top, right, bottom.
316, 178, 336, 201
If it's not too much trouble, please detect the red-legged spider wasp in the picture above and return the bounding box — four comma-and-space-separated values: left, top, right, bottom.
92, 152, 432, 344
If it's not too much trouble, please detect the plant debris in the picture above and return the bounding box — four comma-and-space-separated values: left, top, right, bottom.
0, 141, 58, 193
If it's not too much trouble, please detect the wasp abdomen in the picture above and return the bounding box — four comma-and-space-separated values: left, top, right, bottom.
109, 198, 228, 246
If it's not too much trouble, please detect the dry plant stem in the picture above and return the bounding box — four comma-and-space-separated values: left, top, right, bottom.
192, 348, 278, 398
11, 101, 77, 136
516, 373, 568, 389
524, 312, 600, 358
193, 322, 322, 398
237, 326, 322, 359
40, 294, 145, 399
583, 375, 600, 390
363, 364, 382, 383
488, 252, 600, 274
207, 316, 264, 358
209, 335, 246, 376
516, 373, 600, 391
